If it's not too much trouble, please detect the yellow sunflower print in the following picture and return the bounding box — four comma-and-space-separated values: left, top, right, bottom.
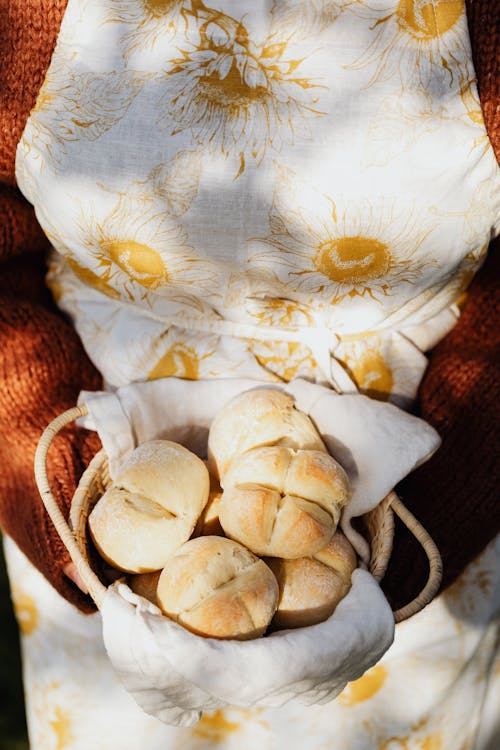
440, 243, 488, 305
41, 229, 124, 305
363, 91, 442, 167
335, 333, 426, 405
347, 0, 470, 91
338, 664, 389, 705
75, 194, 219, 301
461, 182, 499, 247
10, 587, 39, 636
21, 53, 146, 163
159, 7, 325, 177
340, 344, 395, 401
143, 326, 256, 382
148, 341, 203, 380
365, 77, 490, 168
222, 268, 319, 328
46, 151, 210, 306
222, 269, 273, 311
142, 150, 204, 216
146, 331, 221, 380
270, 0, 355, 38
103, 149, 204, 218
431, 175, 498, 247
250, 339, 321, 382
250, 166, 435, 310
245, 295, 317, 328
189, 707, 269, 744
103, 0, 192, 59
31, 682, 74, 750
63, 254, 123, 302
459, 81, 493, 160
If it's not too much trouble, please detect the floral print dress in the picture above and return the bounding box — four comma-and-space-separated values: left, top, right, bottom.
5, 0, 500, 748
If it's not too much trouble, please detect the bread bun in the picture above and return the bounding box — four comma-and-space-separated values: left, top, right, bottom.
219, 446, 351, 558
129, 570, 161, 605
193, 472, 224, 537
88, 440, 209, 573
156, 536, 279, 640
208, 388, 326, 479
265, 531, 357, 629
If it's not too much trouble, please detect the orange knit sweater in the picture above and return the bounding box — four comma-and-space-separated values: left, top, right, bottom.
0, 0, 498, 613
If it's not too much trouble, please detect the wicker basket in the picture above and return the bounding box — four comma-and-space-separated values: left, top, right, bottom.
35, 404, 443, 624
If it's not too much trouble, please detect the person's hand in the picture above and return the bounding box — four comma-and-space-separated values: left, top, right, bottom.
63, 561, 89, 594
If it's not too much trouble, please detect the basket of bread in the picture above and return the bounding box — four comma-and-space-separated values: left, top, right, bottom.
34, 378, 442, 727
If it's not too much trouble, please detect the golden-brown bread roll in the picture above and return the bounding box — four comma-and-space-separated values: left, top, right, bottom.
265, 531, 357, 629
129, 570, 162, 606
88, 440, 210, 573
156, 536, 279, 640
192, 472, 224, 537
207, 388, 326, 479
219, 446, 351, 558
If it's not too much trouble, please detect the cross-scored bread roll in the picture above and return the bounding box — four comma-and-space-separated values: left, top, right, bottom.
265, 531, 357, 629
156, 536, 279, 640
88, 440, 210, 573
192, 472, 224, 537
219, 446, 351, 558
129, 570, 162, 606
207, 388, 326, 479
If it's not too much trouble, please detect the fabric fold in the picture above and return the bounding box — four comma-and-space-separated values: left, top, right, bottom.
101, 570, 394, 726
76, 375, 439, 725
78, 377, 440, 559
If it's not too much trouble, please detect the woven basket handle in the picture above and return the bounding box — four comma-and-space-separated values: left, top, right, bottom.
34, 404, 107, 608
34, 405, 442, 621
388, 494, 443, 623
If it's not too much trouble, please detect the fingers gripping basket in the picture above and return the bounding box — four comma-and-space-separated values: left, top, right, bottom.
34, 389, 443, 726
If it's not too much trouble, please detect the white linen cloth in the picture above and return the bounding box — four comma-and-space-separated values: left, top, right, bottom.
75, 376, 439, 725
101, 571, 393, 727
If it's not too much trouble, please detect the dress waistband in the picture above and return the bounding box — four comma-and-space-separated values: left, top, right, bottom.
96, 294, 363, 392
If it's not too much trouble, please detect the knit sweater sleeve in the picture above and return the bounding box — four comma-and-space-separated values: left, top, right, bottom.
0, 0, 102, 612
0, 252, 102, 614
380, 0, 500, 610
382, 240, 500, 611
0, 0, 69, 183
0, 0, 498, 616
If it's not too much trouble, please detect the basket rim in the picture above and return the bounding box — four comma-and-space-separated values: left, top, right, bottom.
35, 404, 443, 622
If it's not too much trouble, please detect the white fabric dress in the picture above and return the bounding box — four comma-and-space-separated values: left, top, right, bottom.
5, 0, 500, 747
4, 533, 500, 750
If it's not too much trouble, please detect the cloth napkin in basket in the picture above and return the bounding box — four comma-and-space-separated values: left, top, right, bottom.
77, 377, 440, 726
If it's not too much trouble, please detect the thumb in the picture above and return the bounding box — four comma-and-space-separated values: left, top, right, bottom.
63, 561, 89, 594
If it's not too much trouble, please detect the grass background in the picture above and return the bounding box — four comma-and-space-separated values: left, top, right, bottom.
0, 537, 29, 750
